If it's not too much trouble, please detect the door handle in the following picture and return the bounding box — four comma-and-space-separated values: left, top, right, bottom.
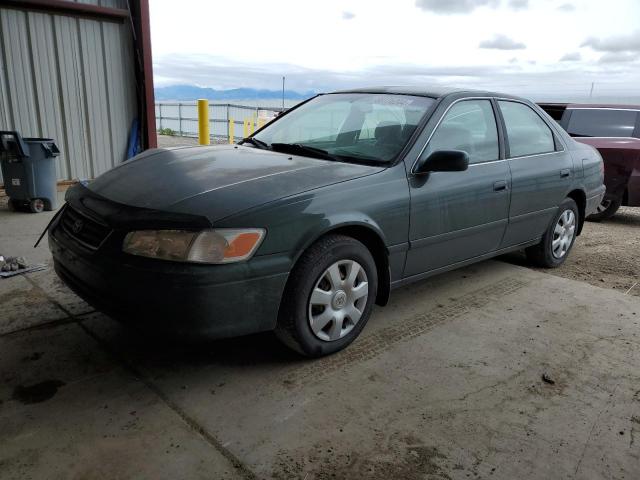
560, 168, 571, 178
493, 180, 507, 192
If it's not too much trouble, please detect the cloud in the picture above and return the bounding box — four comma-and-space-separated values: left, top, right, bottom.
581, 30, 640, 52
479, 34, 526, 50
559, 52, 581, 61
415, 0, 499, 15
153, 54, 518, 93
152, 54, 640, 104
508, 0, 529, 10
341, 11, 355, 20
598, 52, 639, 64
557, 3, 575, 12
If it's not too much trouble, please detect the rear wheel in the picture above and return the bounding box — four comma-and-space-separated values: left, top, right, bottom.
275, 234, 378, 357
526, 197, 578, 268
587, 196, 621, 222
29, 198, 45, 213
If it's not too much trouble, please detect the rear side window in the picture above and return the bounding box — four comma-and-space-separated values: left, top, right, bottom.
566, 109, 638, 138
499, 101, 555, 157
426, 99, 499, 164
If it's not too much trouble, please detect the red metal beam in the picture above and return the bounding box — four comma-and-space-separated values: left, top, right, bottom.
137, 0, 156, 148
0, 0, 128, 22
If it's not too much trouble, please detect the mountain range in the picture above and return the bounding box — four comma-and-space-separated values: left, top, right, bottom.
155, 85, 316, 101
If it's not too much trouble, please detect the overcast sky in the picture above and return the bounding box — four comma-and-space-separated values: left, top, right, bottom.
150, 0, 640, 101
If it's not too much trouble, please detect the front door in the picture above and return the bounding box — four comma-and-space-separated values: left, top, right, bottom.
404, 99, 510, 277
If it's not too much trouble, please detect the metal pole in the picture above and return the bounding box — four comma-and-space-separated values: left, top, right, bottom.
282, 76, 285, 110
158, 103, 163, 130
178, 103, 182, 136
197, 99, 210, 145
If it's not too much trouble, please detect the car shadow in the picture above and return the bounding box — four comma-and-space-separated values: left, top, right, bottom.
496, 250, 529, 268
82, 316, 306, 372
594, 208, 640, 226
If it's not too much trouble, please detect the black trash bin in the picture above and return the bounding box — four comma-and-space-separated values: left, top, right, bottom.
0, 131, 59, 213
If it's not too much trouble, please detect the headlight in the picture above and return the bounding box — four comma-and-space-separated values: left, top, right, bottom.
122, 228, 265, 264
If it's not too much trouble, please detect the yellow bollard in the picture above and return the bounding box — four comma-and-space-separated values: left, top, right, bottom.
243, 118, 250, 138
197, 99, 210, 145
257, 118, 266, 129
228, 118, 235, 144
250, 115, 256, 135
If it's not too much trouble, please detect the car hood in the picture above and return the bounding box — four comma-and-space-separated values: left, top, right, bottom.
88, 145, 383, 222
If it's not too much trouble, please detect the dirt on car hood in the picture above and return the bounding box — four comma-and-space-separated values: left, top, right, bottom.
87, 145, 383, 222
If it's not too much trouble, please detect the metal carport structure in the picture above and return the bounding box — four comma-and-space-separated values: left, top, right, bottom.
0, 0, 156, 184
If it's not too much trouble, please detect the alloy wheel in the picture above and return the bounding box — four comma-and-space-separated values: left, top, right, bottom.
308, 259, 369, 342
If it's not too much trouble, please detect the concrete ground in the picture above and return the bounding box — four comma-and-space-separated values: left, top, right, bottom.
1, 195, 639, 480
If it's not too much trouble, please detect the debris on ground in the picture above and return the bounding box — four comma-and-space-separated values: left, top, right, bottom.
0, 254, 47, 278
541, 373, 556, 385
1, 255, 27, 271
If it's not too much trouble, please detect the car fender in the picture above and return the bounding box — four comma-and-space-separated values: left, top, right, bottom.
290, 215, 393, 306
291, 214, 389, 264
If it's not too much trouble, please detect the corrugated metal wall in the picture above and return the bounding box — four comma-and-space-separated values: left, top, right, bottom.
0, 1, 137, 183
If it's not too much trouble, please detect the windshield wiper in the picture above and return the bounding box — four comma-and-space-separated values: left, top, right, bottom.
270, 143, 341, 162
240, 137, 270, 149
331, 150, 383, 165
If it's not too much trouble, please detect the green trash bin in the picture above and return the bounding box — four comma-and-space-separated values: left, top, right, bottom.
0, 131, 60, 213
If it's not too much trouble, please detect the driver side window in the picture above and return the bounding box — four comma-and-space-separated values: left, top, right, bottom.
425, 100, 499, 164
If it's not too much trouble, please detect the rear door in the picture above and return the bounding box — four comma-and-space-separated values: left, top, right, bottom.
497, 100, 573, 247
404, 98, 510, 277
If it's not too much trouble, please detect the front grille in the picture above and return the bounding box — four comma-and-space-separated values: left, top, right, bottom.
60, 206, 112, 249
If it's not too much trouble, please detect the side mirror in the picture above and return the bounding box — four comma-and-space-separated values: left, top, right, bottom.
414, 150, 469, 174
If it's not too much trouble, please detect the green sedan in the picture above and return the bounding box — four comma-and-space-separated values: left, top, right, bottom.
49, 87, 605, 357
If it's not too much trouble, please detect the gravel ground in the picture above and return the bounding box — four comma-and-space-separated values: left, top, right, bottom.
503, 206, 640, 297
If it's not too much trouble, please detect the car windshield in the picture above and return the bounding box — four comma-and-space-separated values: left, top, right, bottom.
252, 93, 435, 164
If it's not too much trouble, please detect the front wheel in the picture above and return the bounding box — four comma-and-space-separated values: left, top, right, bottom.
275, 234, 378, 357
526, 198, 579, 268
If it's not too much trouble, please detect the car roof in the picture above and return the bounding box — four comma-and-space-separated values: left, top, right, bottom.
330, 85, 522, 100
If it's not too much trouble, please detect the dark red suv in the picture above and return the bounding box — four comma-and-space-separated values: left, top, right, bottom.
540, 104, 640, 220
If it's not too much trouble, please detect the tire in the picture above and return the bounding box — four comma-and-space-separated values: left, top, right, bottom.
29, 198, 45, 213
275, 234, 378, 357
526, 197, 579, 268
586, 196, 622, 222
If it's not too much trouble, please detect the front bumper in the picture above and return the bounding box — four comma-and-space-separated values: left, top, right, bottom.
49, 204, 290, 340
